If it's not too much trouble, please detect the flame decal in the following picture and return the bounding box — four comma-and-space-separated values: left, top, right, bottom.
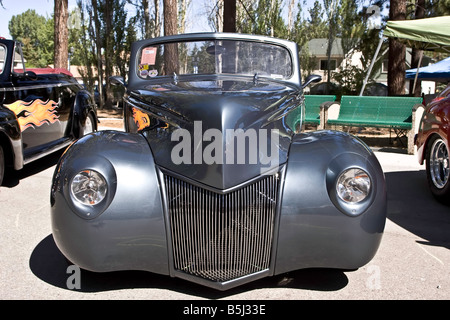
5, 99, 59, 131
132, 107, 151, 131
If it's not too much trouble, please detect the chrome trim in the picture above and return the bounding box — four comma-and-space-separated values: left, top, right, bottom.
129, 33, 302, 91
160, 168, 281, 286
429, 137, 449, 189
23, 139, 72, 165
0, 82, 73, 92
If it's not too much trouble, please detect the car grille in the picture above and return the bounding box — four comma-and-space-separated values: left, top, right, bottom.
164, 173, 280, 283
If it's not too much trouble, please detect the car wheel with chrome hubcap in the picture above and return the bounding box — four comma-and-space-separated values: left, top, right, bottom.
426, 135, 450, 204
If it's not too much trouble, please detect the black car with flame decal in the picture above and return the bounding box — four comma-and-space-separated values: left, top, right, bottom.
0, 38, 98, 185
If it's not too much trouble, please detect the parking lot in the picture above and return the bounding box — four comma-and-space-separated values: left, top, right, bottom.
0, 123, 449, 301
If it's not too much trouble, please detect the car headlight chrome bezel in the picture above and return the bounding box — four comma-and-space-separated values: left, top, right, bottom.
325, 153, 377, 217
71, 169, 108, 206
63, 156, 117, 220
336, 168, 371, 204
328, 166, 374, 217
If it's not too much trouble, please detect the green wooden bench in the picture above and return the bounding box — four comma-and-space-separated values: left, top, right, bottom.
304, 95, 336, 125
321, 96, 424, 154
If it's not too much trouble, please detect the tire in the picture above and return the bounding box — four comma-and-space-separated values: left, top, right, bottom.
426, 135, 450, 205
0, 144, 4, 187
81, 113, 96, 137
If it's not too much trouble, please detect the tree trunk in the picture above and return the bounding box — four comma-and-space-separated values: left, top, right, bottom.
91, 0, 104, 108
223, 0, 236, 32
154, 0, 161, 38
163, 0, 178, 75
325, 0, 338, 93
104, 0, 114, 109
287, 0, 295, 37
388, 0, 406, 96
54, 0, 69, 69
77, 0, 94, 91
164, 0, 177, 36
143, 0, 151, 38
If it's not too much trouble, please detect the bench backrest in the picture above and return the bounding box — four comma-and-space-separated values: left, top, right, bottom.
304, 95, 336, 121
338, 96, 423, 123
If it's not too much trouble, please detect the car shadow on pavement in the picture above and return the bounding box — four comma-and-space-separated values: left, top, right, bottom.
2, 149, 63, 188
385, 170, 450, 250
29, 234, 349, 298
29, 170, 449, 297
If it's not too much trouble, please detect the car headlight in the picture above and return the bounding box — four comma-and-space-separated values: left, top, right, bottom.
336, 168, 371, 203
71, 169, 107, 205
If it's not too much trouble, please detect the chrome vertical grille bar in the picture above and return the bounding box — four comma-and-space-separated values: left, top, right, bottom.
164, 173, 279, 283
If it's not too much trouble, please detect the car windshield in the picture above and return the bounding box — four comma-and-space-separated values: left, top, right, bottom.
137, 39, 292, 80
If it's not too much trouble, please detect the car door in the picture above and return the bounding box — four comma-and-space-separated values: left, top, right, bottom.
3, 42, 65, 159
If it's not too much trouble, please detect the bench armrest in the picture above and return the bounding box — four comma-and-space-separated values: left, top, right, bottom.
319, 102, 340, 130
412, 103, 425, 112
319, 101, 336, 110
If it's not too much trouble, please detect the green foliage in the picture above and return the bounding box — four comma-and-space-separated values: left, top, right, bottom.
237, 0, 288, 38
333, 64, 366, 95
234, 0, 383, 91
112, 0, 130, 79
289, 0, 328, 76
8, 7, 86, 69
74, 0, 139, 108
67, 6, 88, 67
8, 9, 53, 67
294, 0, 388, 91
331, 0, 387, 91
406, 0, 450, 18
12, 0, 433, 97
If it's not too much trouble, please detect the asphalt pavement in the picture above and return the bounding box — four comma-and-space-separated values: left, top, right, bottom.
0, 127, 449, 301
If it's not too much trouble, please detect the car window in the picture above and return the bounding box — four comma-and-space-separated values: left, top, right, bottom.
0, 44, 6, 75
137, 40, 292, 80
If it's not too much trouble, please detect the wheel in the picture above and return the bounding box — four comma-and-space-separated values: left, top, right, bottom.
81, 113, 95, 137
0, 144, 4, 186
426, 135, 450, 204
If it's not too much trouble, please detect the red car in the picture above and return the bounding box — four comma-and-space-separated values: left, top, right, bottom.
416, 84, 450, 204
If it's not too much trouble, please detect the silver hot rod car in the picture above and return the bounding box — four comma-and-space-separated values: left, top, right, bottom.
51, 33, 387, 290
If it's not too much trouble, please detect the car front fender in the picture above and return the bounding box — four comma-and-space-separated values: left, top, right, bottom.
50, 130, 168, 275
72, 91, 98, 138
275, 130, 387, 274
0, 106, 23, 170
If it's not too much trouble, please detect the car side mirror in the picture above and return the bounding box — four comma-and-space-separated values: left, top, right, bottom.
302, 74, 322, 89
110, 76, 126, 88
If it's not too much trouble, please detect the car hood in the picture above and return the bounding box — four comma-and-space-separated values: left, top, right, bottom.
127, 79, 300, 190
